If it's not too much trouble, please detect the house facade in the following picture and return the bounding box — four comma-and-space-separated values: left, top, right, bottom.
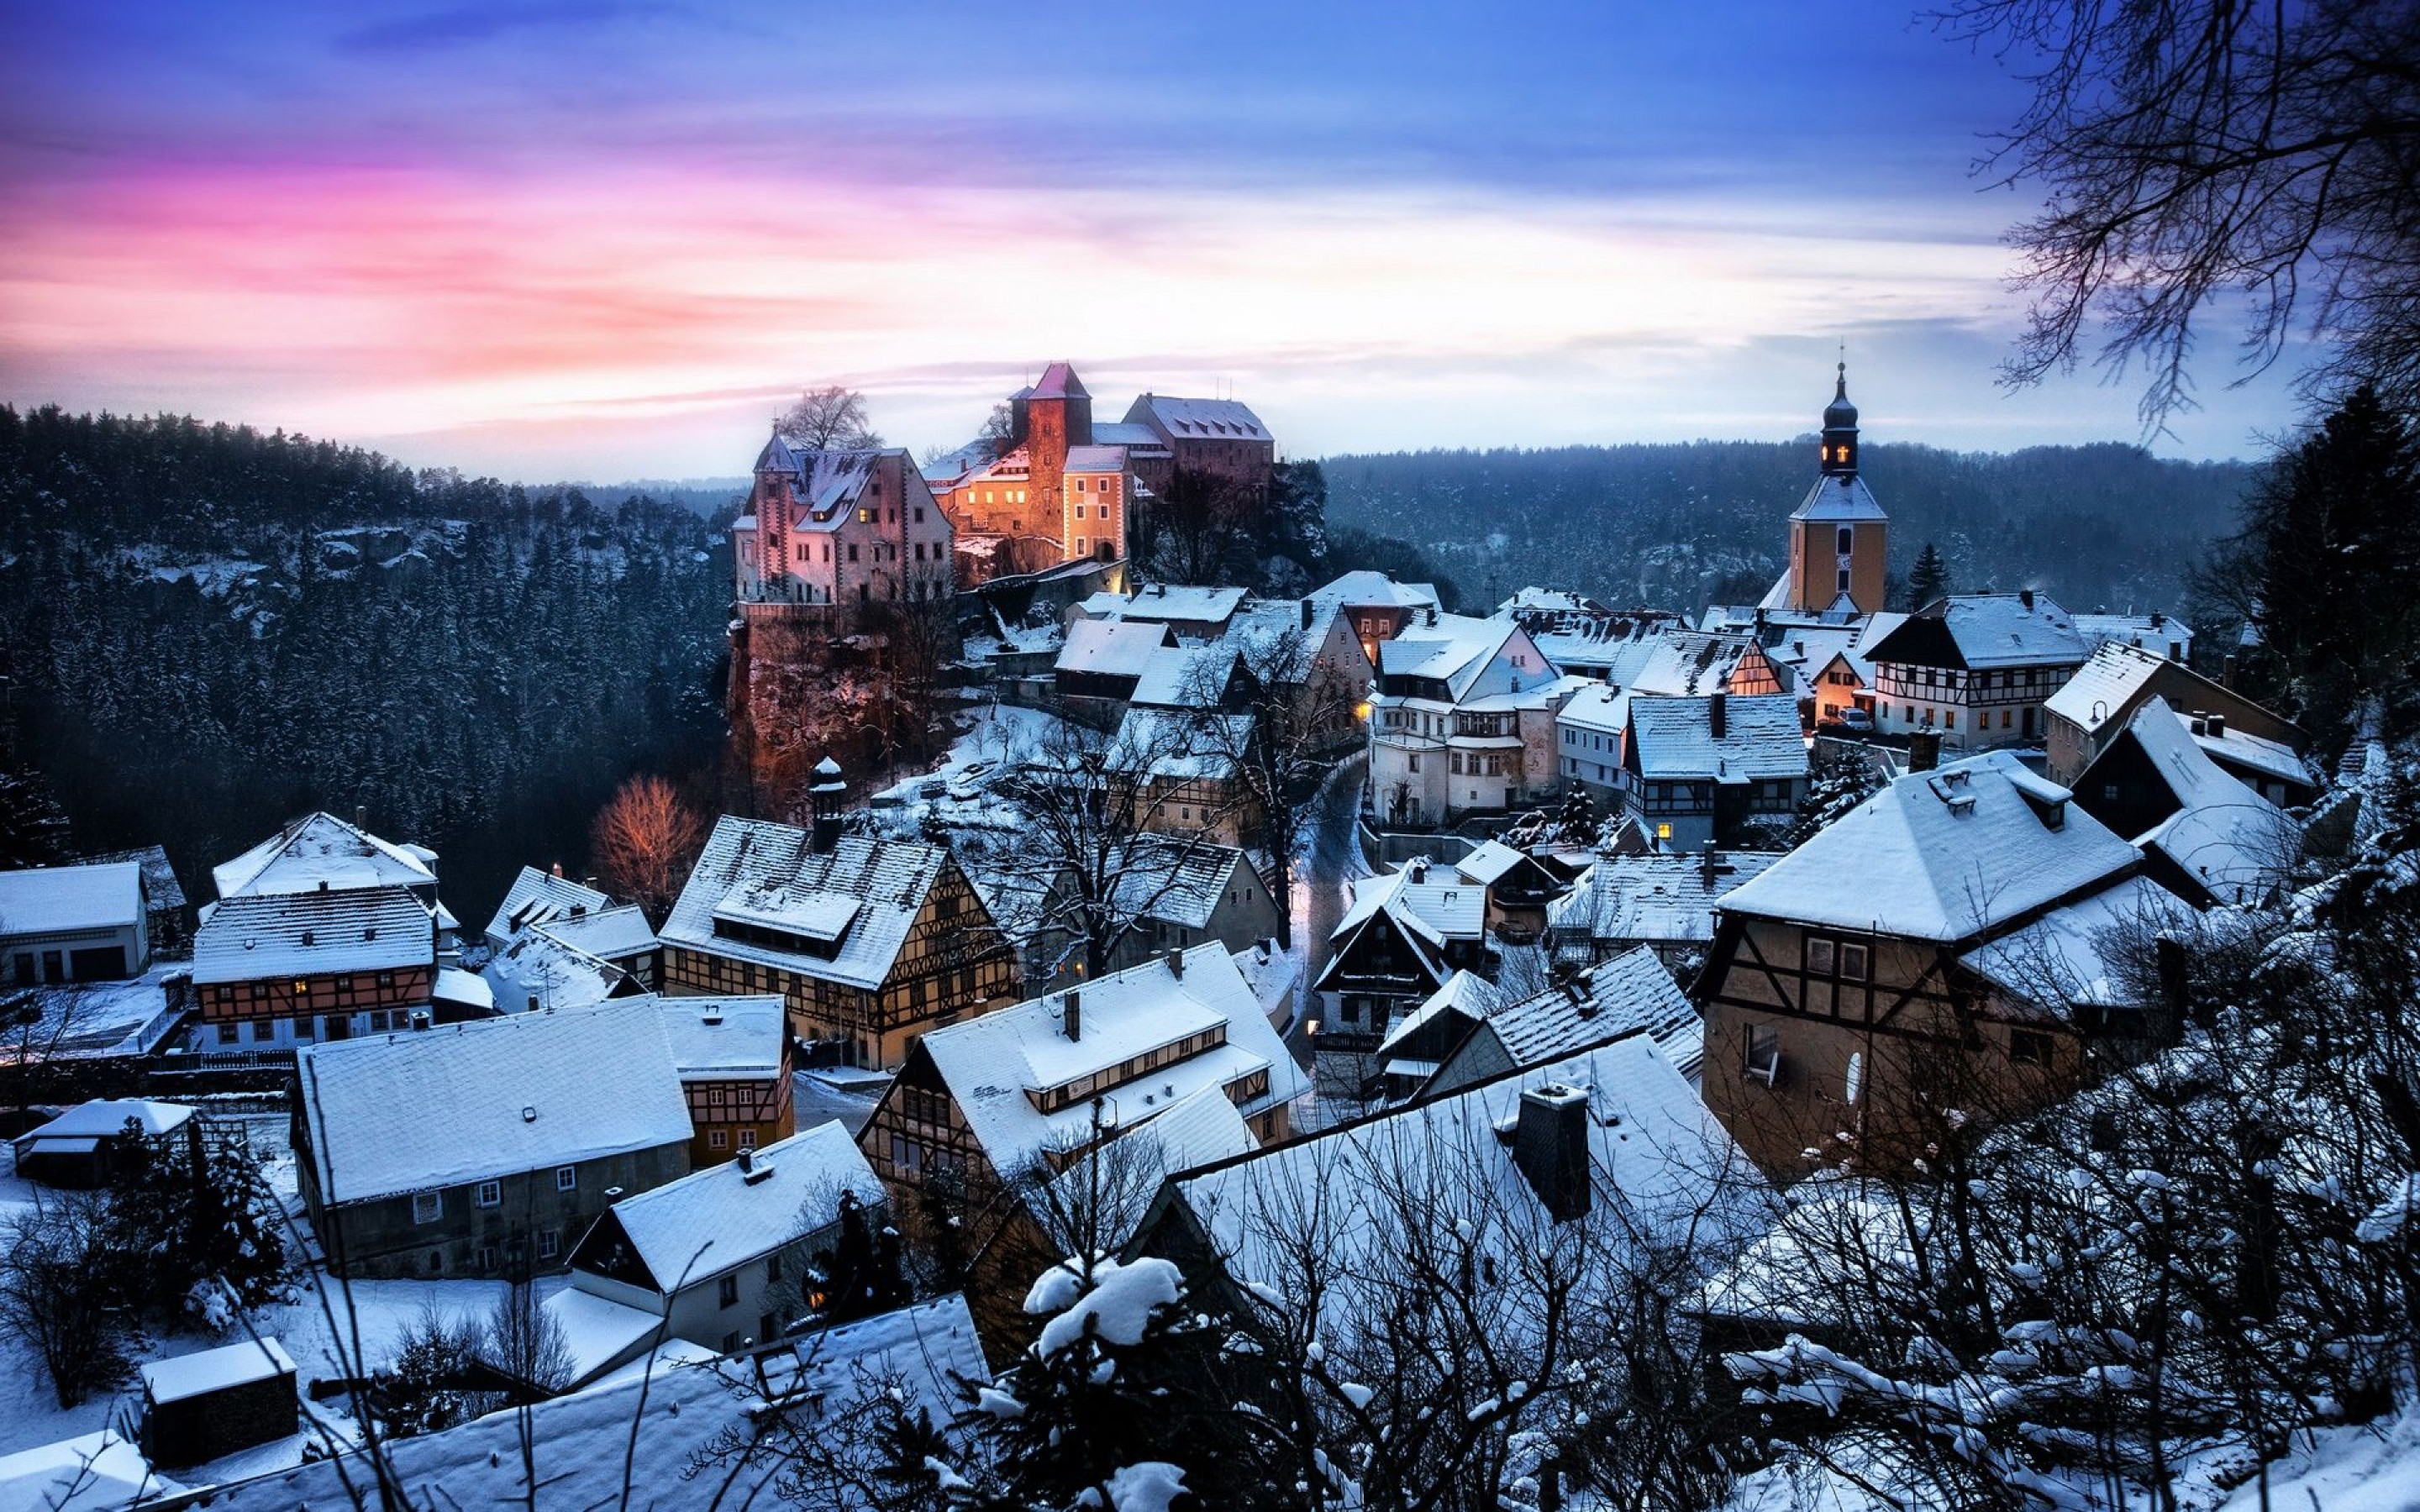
1863, 591, 2090, 749
2043, 640, 2307, 788
1694, 753, 2171, 1177
657, 806, 1018, 1072
1618, 692, 1809, 850
294, 1000, 694, 1278
859, 944, 1308, 1193
0, 861, 149, 986
544, 1122, 886, 1382
1367, 614, 1579, 828
648, 993, 796, 1165
733, 442, 955, 611
189, 885, 438, 1051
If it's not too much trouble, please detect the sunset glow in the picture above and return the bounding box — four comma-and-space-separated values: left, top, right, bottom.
0, 2, 2298, 475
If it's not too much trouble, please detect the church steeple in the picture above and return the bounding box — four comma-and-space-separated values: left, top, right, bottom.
1820, 361, 1859, 476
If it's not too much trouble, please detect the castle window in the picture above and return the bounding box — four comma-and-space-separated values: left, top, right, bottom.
1837, 527, 1853, 554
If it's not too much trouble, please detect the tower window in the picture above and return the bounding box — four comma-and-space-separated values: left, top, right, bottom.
1837, 527, 1854, 554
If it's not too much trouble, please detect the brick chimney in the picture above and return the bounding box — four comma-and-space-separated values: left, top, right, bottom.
1512, 1083, 1591, 1222
809, 756, 846, 854
1064, 988, 1081, 1042
1909, 730, 1942, 773
1708, 691, 1727, 740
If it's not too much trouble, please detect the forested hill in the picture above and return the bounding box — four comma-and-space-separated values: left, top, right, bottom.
0, 407, 731, 927
1320, 440, 2256, 614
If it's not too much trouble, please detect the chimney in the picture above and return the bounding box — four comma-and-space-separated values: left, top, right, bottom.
1909, 730, 1942, 773
551, 861, 565, 879
809, 756, 846, 853
1169, 948, 1184, 979
355, 805, 369, 830
2150, 611, 2165, 629
1708, 691, 1727, 739
1300, 598, 1314, 630
1512, 1083, 1591, 1222
737, 1146, 754, 1173
2207, 713, 2227, 739
1701, 843, 1718, 887
2222, 654, 2237, 689
2019, 589, 2036, 612
1064, 989, 1081, 1042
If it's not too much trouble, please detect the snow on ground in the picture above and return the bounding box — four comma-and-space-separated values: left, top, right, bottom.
865, 699, 1071, 839
793, 1068, 886, 1138
0, 1130, 560, 1481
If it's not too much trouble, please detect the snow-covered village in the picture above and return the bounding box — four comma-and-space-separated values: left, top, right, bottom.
6, 4, 2420, 1510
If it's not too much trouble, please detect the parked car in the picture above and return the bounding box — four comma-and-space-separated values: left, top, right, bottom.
1833, 707, 1875, 732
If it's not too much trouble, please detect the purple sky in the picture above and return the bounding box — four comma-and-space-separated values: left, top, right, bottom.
0, 2, 2307, 479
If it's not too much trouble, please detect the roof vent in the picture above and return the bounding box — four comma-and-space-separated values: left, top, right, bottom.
300, 929, 315, 947
742, 1159, 776, 1185
318, 880, 330, 892
702, 1012, 724, 1026
522, 1105, 538, 1123
363, 927, 376, 941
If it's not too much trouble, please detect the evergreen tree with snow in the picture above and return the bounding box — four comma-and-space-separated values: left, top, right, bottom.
1904, 539, 1949, 609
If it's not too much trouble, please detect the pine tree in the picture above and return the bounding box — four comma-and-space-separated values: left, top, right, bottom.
1905, 540, 1949, 609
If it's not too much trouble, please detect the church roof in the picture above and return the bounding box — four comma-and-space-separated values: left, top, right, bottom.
1028, 361, 1089, 401
1788, 472, 1888, 523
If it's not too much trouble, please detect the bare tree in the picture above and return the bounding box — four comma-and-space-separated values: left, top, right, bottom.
589, 774, 706, 923
777, 386, 884, 450
0, 1194, 131, 1408
1950, 0, 2420, 425
987, 713, 1243, 983
481, 1278, 575, 1404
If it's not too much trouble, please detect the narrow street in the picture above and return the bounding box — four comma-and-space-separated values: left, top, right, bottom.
1285, 752, 1367, 1074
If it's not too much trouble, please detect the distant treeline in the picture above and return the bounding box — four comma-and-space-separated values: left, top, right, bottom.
1319, 439, 2256, 615
0, 407, 731, 927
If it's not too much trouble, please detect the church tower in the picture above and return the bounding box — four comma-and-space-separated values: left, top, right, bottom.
1783, 364, 1889, 617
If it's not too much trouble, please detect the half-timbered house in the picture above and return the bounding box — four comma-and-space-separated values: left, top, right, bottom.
1695, 752, 2183, 1177
646, 993, 795, 1164
189, 885, 439, 1051
656, 802, 1018, 1072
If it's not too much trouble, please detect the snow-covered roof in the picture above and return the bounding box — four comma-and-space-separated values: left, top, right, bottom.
297, 998, 692, 1206
594, 1121, 881, 1290
641, 992, 786, 1081
1377, 612, 1515, 690
1628, 694, 1808, 783
1481, 947, 1704, 1079
1449, 839, 1533, 888
1549, 850, 1787, 944
1788, 472, 1888, 522
480, 923, 629, 1013
1055, 616, 1173, 680
2123, 699, 2302, 901
0, 1431, 182, 1512
141, 1336, 294, 1404
229, 1296, 984, 1512
1623, 629, 1772, 698
659, 816, 950, 993
1375, 969, 1504, 1058
1499, 586, 1610, 617
75, 844, 186, 914
1061, 444, 1128, 474
1034, 1084, 1259, 1250
1232, 938, 1301, 1027
192, 885, 434, 985
1129, 393, 1271, 440
486, 867, 613, 946
0, 967, 185, 1062
1091, 420, 1165, 450
1104, 837, 1256, 931
1128, 641, 1240, 708
1718, 752, 2140, 942
2045, 642, 2169, 735
2194, 721, 2320, 790
212, 811, 435, 901
0, 861, 143, 938
1864, 593, 2088, 672
1169, 1037, 1766, 1309
912, 944, 1307, 1178
433, 965, 494, 1012
1557, 681, 1634, 738
1081, 584, 1248, 627
1309, 570, 1440, 614
534, 902, 656, 960
1959, 873, 2188, 1010
2074, 612, 2192, 659
16, 1097, 192, 1145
